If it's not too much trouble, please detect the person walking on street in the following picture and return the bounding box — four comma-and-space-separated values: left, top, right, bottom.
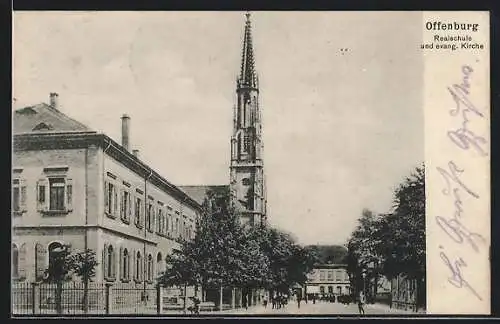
357, 291, 366, 315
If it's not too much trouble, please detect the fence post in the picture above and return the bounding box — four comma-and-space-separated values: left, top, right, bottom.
31, 282, 40, 315
156, 284, 163, 315
105, 283, 113, 314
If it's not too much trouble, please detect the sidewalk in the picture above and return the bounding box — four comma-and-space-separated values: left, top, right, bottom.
365, 303, 426, 314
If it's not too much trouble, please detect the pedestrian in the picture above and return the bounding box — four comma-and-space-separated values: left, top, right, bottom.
297, 294, 301, 309
357, 291, 366, 315
263, 296, 268, 308
312, 294, 316, 304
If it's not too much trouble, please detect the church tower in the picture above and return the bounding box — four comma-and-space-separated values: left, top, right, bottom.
230, 12, 267, 227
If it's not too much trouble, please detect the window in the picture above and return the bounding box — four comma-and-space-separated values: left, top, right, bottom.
37, 178, 73, 213
50, 178, 65, 211
135, 197, 143, 228
121, 190, 131, 223
12, 244, 19, 278
156, 253, 163, 277
168, 214, 173, 236
319, 270, 326, 281
242, 178, 250, 186
327, 270, 334, 281
175, 218, 179, 238
243, 135, 250, 152
105, 181, 118, 217
12, 179, 27, 214
337, 286, 342, 295
146, 202, 154, 233
165, 213, 170, 236
147, 254, 153, 282
35, 243, 46, 281
121, 248, 130, 281
105, 245, 116, 280
320, 286, 325, 295
328, 286, 333, 294
135, 251, 142, 282
157, 208, 166, 235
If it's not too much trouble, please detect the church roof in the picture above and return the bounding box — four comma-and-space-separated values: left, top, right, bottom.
178, 185, 229, 205
13, 103, 93, 134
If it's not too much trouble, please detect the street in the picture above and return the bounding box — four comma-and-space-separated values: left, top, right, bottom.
218, 300, 423, 315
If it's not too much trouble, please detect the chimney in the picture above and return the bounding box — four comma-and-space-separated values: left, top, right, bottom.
121, 114, 130, 151
132, 149, 139, 158
49, 92, 59, 109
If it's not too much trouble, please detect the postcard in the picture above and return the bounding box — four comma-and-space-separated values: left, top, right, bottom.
11, 11, 490, 317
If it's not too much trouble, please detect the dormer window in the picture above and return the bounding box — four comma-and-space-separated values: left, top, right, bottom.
32, 122, 53, 131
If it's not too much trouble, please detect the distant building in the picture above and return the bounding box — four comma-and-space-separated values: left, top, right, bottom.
304, 245, 350, 298
305, 264, 351, 298
12, 94, 202, 291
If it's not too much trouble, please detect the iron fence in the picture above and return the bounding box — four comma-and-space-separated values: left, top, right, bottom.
11, 281, 159, 316
12, 282, 253, 316
112, 282, 157, 315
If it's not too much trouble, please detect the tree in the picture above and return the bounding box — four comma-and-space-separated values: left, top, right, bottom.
345, 164, 425, 307
161, 186, 268, 310
67, 249, 98, 313
43, 244, 72, 314
161, 186, 316, 310
251, 226, 315, 296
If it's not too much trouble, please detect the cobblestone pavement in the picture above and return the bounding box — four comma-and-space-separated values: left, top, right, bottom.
216, 301, 424, 315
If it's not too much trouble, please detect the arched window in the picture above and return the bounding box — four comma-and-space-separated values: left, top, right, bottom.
12, 244, 19, 278
156, 252, 163, 276
122, 248, 129, 280
106, 245, 115, 280
147, 254, 153, 282
48, 242, 64, 269
135, 251, 142, 281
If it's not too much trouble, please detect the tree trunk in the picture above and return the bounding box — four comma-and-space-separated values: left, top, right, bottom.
55, 281, 63, 315
183, 283, 188, 314
219, 285, 223, 311
82, 279, 89, 313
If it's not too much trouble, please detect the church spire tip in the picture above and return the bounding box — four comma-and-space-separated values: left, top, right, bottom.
238, 11, 258, 89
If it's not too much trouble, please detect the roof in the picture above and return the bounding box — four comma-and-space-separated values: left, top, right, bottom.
13, 101, 203, 211
178, 185, 229, 205
306, 245, 348, 265
13, 103, 93, 134
313, 264, 348, 269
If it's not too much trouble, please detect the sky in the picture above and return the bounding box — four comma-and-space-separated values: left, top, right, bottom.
13, 11, 424, 246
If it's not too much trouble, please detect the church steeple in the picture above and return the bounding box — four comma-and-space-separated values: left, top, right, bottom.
238, 12, 258, 89
230, 12, 267, 228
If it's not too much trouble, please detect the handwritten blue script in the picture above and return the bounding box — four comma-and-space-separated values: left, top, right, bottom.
436, 63, 488, 301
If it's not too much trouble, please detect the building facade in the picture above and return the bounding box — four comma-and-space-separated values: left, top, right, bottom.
229, 13, 267, 227
12, 96, 202, 290
305, 264, 351, 299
